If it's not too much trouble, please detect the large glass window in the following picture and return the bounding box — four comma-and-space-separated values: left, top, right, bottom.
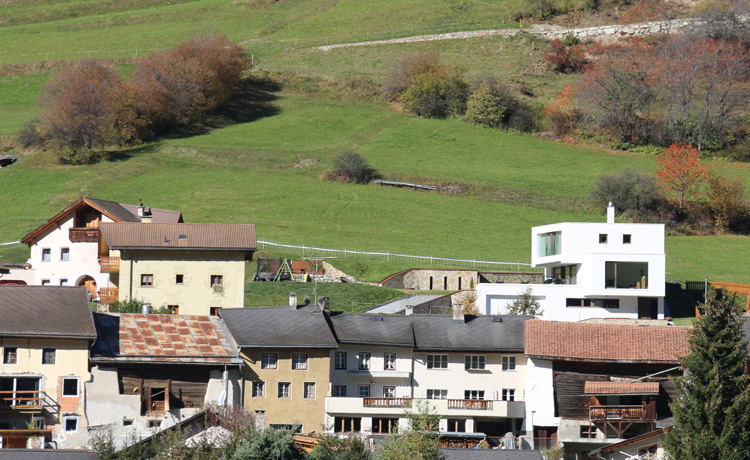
538, 231, 561, 257
552, 265, 578, 284
605, 262, 649, 289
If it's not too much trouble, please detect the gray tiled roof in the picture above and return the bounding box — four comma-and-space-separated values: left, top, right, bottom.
365, 294, 445, 314
0, 450, 99, 460
100, 223, 256, 251
0, 286, 96, 339
411, 314, 529, 352
329, 313, 415, 346
439, 449, 543, 460
220, 306, 338, 348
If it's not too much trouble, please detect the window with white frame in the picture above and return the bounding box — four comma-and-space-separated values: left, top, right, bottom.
62, 377, 79, 397
426, 354, 448, 369
464, 390, 485, 400
502, 356, 516, 371
358, 384, 371, 397
261, 353, 278, 370
333, 385, 347, 397
384, 353, 396, 370
383, 386, 396, 398
252, 381, 265, 398
426, 389, 447, 400
502, 389, 515, 401
464, 355, 485, 370
304, 382, 315, 399
277, 382, 291, 399
292, 353, 308, 370
358, 352, 371, 370
42, 349, 56, 365
63, 416, 79, 433
335, 351, 347, 370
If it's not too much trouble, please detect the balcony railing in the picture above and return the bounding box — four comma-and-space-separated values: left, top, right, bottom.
0, 391, 45, 411
99, 256, 120, 272
448, 399, 493, 410
590, 405, 651, 422
363, 397, 412, 408
69, 227, 99, 243
99, 287, 119, 303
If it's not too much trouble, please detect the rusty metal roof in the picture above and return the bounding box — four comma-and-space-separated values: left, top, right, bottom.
91, 313, 243, 365
584, 381, 660, 395
99, 223, 256, 251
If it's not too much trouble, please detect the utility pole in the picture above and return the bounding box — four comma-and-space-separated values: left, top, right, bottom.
302, 257, 337, 306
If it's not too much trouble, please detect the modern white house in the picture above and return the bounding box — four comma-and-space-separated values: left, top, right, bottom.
477, 204, 666, 321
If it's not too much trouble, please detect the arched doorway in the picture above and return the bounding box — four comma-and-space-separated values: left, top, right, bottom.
78, 276, 97, 299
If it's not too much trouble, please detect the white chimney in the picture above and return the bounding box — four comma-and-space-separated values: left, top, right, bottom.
137, 199, 145, 217
453, 305, 465, 324
405, 305, 413, 316
607, 201, 615, 224
289, 292, 297, 309
142, 302, 152, 314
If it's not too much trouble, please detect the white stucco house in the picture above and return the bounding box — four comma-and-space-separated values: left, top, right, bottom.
477, 203, 666, 321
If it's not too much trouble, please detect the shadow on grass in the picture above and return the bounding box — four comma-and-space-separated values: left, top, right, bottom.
162, 75, 282, 140
105, 142, 163, 162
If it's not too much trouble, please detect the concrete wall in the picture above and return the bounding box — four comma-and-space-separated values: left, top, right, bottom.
116, 250, 246, 315
241, 348, 331, 433
523, 358, 558, 433
0, 338, 91, 448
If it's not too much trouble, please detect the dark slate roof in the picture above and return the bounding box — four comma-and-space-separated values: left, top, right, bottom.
329, 313, 415, 346
0, 286, 96, 339
90, 313, 243, 365
220, 306, 338, 348
439, 449, 543, 460
0, 451, 99, 460
411, 314, 530, 352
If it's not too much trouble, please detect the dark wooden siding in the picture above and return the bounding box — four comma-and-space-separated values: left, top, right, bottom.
118, 368, 211, 410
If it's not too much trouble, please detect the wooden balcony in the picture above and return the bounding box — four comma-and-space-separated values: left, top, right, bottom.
0, 391, 45, 412
69, 227, 99, 243
363, 397, 412, 408
99, 287, 119, 303
99, 256, 120, 272
590, 405, 652, 422
448, 399, 493, 410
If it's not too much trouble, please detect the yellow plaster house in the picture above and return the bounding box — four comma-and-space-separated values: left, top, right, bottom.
220, 305, 338, 433
98, 223, 256, 315
0, 286, 97, 449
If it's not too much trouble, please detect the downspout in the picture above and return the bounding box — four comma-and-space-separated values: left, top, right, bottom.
128, 252, 133, 300
222, 366, 229, 407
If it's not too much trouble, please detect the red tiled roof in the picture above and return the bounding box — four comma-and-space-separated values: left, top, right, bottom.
584, 381, 660, 395
91, 313, 242, 365
525, 320, 689, 363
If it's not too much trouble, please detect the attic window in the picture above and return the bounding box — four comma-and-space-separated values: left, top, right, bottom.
178, 235, 187, 240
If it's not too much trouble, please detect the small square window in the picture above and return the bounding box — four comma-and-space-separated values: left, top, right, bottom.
502, 356, 516, 371
623, 234, 632, 244
62, 377, 79, 397
334, 385, 347, 397
123, 419, 133, 427
64, 417, 79, 433
211, 275, 223, 287
41, 280, 51, 286
335, 352, 347, 370
304, 382, 315, 399
252, 381, 265, 398
42, 348, 56, 365
59, 279, 68, 286
3, 347, 17, 364
383, 386, 395, 398
176, 274, 184, 284
261, 353, 278, 370
599, 234, 608, 244
292, 353, 308, 370
148, 420, 160, 429
358, 384, 371, 398
140, 274, 153, 287
60, 248, 70, 261
42, 248, 51, 262
502, 389, 515, 401
168, 305, 179, 315
210, 307, 220, 316
278, 382, 291, 399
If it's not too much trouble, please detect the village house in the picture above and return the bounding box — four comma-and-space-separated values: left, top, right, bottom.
590, 428, 668, 460
4, 197, 182, 296
86, 312, 243, 449
0, 286, 96, 449
523, 319, 687, 458
97, 222, 256, 315
220, 302, 338, 434
477, 204, 666, 321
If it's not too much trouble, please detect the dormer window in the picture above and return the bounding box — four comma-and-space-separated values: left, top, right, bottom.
538, 231, 561, 257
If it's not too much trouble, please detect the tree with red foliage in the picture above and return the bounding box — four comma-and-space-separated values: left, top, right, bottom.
544, 39, 586, 73
39, 59, 127, 163
655, 143, 708, 210
544, 84, 579, 135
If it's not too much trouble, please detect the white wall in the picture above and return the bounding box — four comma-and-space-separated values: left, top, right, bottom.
522, 358, 558, 433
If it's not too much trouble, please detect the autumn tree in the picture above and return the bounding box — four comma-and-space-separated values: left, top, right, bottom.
544, 84, 580, 136
707, 173, 749, 233
655, 143, 709, 209
39, 59, 127, 163
664, 294, 750, 460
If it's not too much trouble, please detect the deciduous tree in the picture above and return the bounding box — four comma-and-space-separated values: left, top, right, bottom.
505, 287, 543, 316
707, 173, 748, 233
665, 294, 750, 460
655, 143, 709, 209
376, 401, 443, 460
